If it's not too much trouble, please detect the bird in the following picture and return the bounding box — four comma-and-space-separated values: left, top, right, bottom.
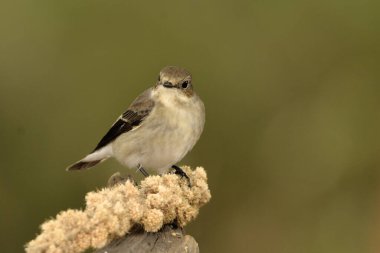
66, 66, 205, 177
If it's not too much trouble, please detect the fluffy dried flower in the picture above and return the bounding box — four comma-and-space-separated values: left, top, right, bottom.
26, 166, 211, 253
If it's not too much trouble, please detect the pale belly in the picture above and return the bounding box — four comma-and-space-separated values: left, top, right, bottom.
111, 102, 204, 173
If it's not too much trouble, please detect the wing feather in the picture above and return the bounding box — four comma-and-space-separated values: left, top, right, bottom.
92, 88, 154, 152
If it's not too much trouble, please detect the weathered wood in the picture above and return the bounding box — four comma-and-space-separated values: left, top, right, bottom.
93, 224, 199, 253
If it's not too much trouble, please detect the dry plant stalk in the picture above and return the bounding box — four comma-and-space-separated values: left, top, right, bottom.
25, 166, 211, 253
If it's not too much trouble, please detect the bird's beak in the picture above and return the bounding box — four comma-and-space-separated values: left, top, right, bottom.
163, 82, 176, 88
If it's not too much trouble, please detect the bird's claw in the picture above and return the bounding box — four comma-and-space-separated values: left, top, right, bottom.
171, 165, 191, 187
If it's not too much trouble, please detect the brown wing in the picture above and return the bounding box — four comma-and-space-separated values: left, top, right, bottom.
92, 88, 154, 152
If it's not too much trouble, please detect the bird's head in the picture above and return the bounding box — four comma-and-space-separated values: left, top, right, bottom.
156, 66, 194, 97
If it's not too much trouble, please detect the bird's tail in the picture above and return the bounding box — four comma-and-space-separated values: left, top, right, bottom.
66, 146, 112, 171
66, 159, 105, 171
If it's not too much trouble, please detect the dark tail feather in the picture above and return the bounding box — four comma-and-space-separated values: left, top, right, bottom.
66, 160, 103, 171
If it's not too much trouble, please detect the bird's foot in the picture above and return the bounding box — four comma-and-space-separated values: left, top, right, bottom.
171, 165, 191, 187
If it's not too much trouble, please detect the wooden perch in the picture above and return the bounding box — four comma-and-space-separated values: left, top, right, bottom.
93, 224, 199, 253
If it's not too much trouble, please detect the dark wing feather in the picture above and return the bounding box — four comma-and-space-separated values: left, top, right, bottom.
92, 88, 154, 152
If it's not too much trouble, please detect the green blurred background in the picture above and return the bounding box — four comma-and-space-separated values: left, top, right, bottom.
1, 0, 380, 252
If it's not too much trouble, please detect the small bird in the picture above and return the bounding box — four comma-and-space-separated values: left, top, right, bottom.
67, 66, 205, 177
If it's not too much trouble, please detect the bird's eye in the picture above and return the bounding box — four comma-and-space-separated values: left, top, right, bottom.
181, 81, 189, 89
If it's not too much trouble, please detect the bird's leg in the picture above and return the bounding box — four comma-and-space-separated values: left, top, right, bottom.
171, 165, 191, 186
137, 164, 149, 177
